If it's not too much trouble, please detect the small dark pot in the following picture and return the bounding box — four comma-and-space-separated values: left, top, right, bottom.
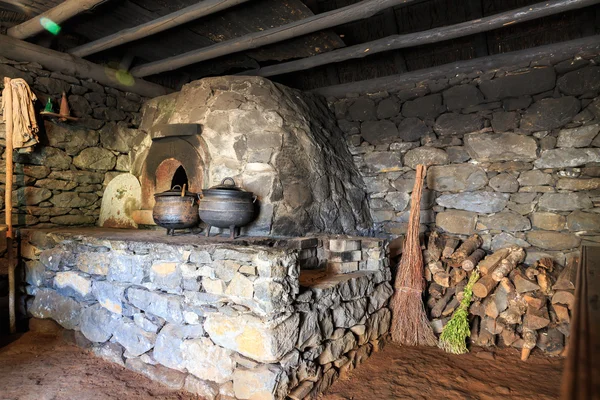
199, 177, 256, 239
153, 185, 199, 235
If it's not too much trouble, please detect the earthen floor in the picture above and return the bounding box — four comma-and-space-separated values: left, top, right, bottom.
0, 332, 562, 400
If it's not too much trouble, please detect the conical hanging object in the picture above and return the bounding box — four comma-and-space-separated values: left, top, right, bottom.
59, 91, 70, 121
43, 97, 54, 113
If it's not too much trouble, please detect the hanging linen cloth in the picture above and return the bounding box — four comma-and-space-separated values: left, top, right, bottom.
2, 78, 39, 152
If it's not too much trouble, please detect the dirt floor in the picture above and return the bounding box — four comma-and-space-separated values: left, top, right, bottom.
322, 343, 563, 400
0, 332, 563, 400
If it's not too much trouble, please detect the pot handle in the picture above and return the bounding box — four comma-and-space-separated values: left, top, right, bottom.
253, 195, 257, 203
221, 177, 236, 186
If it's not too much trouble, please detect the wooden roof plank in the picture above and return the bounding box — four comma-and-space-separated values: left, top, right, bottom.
129, 0, 421, 77
69, 0, 252, 57
241, 0, 599, 77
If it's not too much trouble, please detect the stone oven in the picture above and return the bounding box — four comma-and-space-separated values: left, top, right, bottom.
129, 76, 372, 237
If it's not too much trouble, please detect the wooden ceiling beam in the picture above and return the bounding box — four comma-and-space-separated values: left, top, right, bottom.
68, 0, 252, 58
7, 0, 108, 40
129, 0, 420, 78
0, 34, 171, 98
241, 0, 599, 78
311, 34, 600, 97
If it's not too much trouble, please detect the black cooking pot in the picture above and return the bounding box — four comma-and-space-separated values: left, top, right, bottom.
153, 185, 199, 235
199, 177, 256, 239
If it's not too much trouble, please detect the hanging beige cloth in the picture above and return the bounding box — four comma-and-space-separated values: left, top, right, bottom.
2, 78, 39, 152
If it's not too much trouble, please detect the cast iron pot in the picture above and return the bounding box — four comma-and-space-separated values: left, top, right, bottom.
198, 177, 256, 239
153, 185, 199, 235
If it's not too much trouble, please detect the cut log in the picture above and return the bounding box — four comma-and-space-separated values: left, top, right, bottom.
499, 277, 515, 294
552, 303, 570, 324
425, 230, 444, 263
130, 0, 420, 77
431, 288, 455, 318
481, 317, 503, 335
442, 298, 460, 317
537, 257, 554, 272
470, 316, 480, 344
484, 285, 509, 319
521, 328, 538, 361
475, 324, 496, 347
498, 308, 523, 325
427, 260, 444, 275
450, 234, 482, 264
492, 247, 525, 282
7, 0, 107, 40
536, 270, 553, 296
536, 328, 564, 356
243, 0, 599, 79
433, 272, 450, 288
455, 280, 467, 302
523, 294, 546, 310
469, 301, 485, 318
442, 237, 459, 259
511, 269, 541, 294
428, 283, 444, 300
501, 328, 520, 347
430, 317, 450, 334
450, 268, 467, 285
553, 253, 579, 290
478, 248, 511, 276
525, 266, 540, 280
462, 249, 485, 272
68, 0, 251, 57
472, 272, 500, 298
524, 305, 551, 330
552, 291, 575, 309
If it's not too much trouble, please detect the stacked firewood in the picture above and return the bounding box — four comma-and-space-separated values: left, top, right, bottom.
424, 231, 575, 359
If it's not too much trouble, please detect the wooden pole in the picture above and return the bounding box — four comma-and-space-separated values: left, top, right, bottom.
0, 35, 171, 98
311, 34, 600, 97
7, 0, 109, 40
69, 0, 252, 57
3, 77, 15, 334
130, 0, 419, 77
241, 0, 600, 78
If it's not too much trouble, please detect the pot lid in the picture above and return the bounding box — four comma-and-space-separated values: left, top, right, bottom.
207, 177, 246, 192
155, 185, 197, 197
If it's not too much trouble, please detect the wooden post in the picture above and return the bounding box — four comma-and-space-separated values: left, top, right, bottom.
3, 77, 15, 334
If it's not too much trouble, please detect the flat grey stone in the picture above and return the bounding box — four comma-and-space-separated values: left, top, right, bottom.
436, 211, 478, 235
479, 67, 555, 100
556, 124, 600, 148
489, 173, 519, 193
404, 147, 448, 169
427, 164, 488, 192
527, 231, 581, 251
437, 192, 509, 213
434, 113, 484, 136
538, 192, 593, 211
464, 132, 537, 162
80, 304, 120, 343
520, 97, 580, 131
478, 211, 531, 231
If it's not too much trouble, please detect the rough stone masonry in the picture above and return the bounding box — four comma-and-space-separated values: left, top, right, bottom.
331, 52, 600, 266
22, 229, 391, 400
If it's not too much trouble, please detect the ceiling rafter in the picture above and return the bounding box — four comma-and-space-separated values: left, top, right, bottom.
240, 0, 600, 78
0, 33, 171, 97
7, 0, 108, 39
129, 0, 420, 77
68, 0, 252, 58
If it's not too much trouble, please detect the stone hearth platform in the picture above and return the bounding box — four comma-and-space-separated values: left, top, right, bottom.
20, 228, 392, 400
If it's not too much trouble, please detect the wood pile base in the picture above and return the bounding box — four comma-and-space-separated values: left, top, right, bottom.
424, 231, 577, 359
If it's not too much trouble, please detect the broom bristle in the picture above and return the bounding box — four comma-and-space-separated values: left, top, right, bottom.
389, 164, 437, 346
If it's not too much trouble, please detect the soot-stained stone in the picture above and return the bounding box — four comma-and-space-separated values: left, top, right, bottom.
446, 146, 471, 163
348, 98, 377, 121
520, 96, 580, 131
479, 67, 556, 100
442, 84, 484, 111
503, 96, 532, 111
363, 152, 403, 172
554, 58, 590, 74
402, 94, 445, 119
557, 66, 600, 96
360, 120, 398, 144
464, 132, 537, 162
433, 113, 484, 136
396, 117, 431, 142
403, 147, 448, 169
491, 111, 519, 132
376, 97, 401, 119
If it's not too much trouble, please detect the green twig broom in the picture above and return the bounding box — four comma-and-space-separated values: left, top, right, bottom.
390, 165, 437, 346
438, 270, 480, 354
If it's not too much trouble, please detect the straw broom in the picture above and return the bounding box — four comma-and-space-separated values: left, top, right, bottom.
390, 164, 437, 346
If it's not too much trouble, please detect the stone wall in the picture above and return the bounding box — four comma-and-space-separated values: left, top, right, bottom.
0, 57, 146, 229
134, 76, 371, 236
22, 230, 392, 399
330, 53, 600, 264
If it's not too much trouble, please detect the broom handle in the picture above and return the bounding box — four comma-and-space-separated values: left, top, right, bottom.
3, 77, 16, 334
